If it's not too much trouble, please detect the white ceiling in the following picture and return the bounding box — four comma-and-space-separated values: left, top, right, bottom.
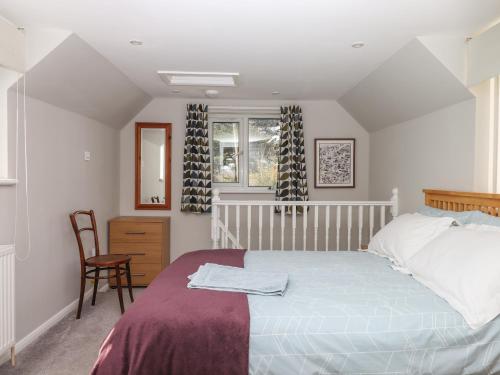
0, 0, 499, 100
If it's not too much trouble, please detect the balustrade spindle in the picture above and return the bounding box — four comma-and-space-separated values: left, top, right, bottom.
224, 205, 229, 248
314, 206, 319, 251
358, 206, 363, 250
347, 206, 353, 250
281, 205, 285, 251
247, 205, 252, 250
336, 206, 341, 251
258, 205, 263, 250
303, 205, 308, 250
369, 205, 374, 240
269, 206, 274, 250
325, 206, 330, 251
236, 206, 240, 247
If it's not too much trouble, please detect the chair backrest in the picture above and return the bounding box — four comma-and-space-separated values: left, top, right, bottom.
69, 210, 101, 269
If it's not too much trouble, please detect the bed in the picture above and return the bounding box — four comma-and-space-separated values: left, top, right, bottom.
91, 189, 500, 375
247, 251, 500, 374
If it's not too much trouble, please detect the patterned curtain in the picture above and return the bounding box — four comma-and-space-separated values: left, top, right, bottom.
275, 105, 309, 213
181, 104, 212, 213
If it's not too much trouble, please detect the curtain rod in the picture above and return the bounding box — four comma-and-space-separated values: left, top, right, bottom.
207, 105, 280, 113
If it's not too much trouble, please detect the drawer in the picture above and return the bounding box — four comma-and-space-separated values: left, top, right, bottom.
109, 242, 162, 264
110, 222, 163, 243
109, 263, 162, 287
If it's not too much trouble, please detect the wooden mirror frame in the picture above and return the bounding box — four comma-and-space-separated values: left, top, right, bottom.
135, 122, 172, 210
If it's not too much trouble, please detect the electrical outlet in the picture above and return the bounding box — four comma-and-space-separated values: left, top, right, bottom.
84, 151, 91, 161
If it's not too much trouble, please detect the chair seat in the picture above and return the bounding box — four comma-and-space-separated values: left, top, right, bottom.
86, 254, 131, 267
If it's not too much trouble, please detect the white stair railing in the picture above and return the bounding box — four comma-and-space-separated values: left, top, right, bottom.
211, 188, 399, 251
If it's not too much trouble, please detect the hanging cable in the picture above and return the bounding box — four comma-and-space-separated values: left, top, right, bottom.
13, 76, 19, 255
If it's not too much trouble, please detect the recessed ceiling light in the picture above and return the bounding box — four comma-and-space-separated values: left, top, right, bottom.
129, 39, 143, 46
351, 42, 365, 49
272, 91, 280, 95
158, 71, 239, 87
205, 89, 219, 98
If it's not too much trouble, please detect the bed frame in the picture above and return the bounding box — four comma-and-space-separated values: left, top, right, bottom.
211, 188, 399, 251
424, 189, 500, 216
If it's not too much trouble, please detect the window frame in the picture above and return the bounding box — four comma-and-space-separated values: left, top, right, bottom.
0, 67, 21, 184
209, 113, 280, 194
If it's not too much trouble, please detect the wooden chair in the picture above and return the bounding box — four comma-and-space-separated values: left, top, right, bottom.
69, 210, 134, 319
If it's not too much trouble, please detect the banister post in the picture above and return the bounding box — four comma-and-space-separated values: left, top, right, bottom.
390, 187, 399, 218
211, 189, 220, 248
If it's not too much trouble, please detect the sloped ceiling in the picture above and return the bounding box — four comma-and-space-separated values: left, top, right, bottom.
338, 38, 473, 132
0, 15, 24, 72
22, 33, 151, 128
468, 22, 500, 86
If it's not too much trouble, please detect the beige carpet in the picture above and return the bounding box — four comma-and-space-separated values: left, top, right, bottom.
0, 288, 142, 375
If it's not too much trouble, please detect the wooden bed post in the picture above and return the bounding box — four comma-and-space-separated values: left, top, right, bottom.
390, 188, 399, 218
212, 189, 220, 249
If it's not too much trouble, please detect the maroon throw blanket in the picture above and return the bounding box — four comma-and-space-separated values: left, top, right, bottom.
91, 249, 249, 375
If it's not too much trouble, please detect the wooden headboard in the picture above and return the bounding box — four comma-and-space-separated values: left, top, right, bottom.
423, 189, 500, 217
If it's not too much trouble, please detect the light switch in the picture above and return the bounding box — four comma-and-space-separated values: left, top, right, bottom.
84, 151, 91, 161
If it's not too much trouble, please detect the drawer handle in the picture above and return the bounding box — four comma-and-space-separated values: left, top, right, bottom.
125, 231, 146, 235
131, 273, 146, 277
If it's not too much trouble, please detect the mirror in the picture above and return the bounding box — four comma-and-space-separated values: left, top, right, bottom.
135, 122, 171, 210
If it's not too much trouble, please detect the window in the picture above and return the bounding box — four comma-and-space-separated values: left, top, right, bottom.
0, 66, 19, 180
209, 114, 280, 192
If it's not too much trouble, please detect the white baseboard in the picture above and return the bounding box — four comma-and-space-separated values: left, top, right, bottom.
0, 283, 109, 367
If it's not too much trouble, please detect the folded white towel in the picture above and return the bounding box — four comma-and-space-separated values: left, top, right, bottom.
187, 263, 288, 296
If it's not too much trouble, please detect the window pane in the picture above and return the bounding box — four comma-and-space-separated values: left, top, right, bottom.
212, 122, 240, 183
248, 118, 280, 187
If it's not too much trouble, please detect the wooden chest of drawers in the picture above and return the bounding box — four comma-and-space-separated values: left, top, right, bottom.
108, 216, 170, 287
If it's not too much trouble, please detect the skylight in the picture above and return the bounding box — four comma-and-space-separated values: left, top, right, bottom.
157, 71, 239, 87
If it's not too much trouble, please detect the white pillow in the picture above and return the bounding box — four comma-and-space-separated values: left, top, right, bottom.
407, 226, 500, 329
368, 213, 455, 267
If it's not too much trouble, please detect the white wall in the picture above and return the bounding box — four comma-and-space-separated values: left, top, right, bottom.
0, 94, 119, 340
468, 22, 500, 86
370, 99, 476, 213
470, 77, 500, 193
120, 98, 371, 260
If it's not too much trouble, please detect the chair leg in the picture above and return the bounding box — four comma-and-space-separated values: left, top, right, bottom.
76, 276, 85, 319
125, 262, 134, 303
92, 267, 100, 306
115, 265, 125, 314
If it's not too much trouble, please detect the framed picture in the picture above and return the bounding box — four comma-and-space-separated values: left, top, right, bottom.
314, 138, 355, 188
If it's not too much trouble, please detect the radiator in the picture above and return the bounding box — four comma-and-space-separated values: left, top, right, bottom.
0, 245, 15, 366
